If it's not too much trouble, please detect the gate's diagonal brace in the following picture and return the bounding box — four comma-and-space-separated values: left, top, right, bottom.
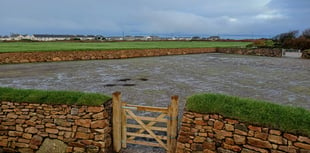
127, 113, 167, 140
125, 109, 168, 150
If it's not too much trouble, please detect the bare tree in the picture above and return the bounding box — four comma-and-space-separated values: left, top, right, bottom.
273, 30, 299, 47
302, 28, 310, 39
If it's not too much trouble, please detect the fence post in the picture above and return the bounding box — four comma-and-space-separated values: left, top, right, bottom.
112, 92, 122, 152
168, 95, 179, 153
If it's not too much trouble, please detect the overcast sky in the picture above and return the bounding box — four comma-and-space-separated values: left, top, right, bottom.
0, 0, 309, 37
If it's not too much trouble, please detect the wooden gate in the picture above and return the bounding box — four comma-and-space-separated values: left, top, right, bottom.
112, 92, 179, 153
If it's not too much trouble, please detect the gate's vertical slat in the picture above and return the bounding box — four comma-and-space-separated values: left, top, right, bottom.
170, 95, 179, 153
112, 92, 122, 152
167, 103, 172, 152
122, 102, 127, 148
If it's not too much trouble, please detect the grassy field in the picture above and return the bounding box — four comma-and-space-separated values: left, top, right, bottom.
0, 41, 251, 53
186, 93, 310, 136
0, 87, 111, 106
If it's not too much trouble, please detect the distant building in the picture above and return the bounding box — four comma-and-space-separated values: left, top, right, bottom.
134, 36, 146, 41
0, 34, 34, 41
191, 36, 201, 41
149, 36, 161, 41
33, 34, 73, 41
123, 36, 135, 41
176, 37, 192, 41
0, 35, 11, 41
207, 36, 220, 41
107, 36, 123, 41
32, 34, 97, 41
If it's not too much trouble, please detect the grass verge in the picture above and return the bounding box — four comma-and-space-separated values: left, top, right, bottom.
0, 41, 251, 53
186, 93, 310, 136
0, 87, 111, 106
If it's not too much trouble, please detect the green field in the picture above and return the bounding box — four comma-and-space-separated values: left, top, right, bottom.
0, 41, 251, 53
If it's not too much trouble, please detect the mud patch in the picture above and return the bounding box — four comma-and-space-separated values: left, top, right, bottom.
104, 83, 136, 87
123, 84, 136, 86
104, 84, 117, 87
118, 78, 131, 82
138, 78, 148, 81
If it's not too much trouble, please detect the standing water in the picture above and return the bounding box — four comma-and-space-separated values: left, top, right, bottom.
0, 53, 309, 152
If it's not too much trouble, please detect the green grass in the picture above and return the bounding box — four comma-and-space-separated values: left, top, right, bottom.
0, 41, 251, 53
186, 93, 310, 136
0, 87, 111, 106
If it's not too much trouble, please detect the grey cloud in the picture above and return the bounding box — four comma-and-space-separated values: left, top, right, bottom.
0, 0, 309, 36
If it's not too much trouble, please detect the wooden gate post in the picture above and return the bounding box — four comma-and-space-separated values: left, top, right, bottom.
168, 95, 179, 153
112, 92, 122, 152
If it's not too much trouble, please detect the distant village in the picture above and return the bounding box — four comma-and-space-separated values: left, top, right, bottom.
0, 34, 220, 41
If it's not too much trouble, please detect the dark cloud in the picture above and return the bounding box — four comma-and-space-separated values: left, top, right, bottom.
0, 0, 309, 36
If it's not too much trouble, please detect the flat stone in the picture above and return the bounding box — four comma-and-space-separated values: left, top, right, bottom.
248, 125, 262, 132
91, 120, 107, 129
214, 120, 224, 130
234, 134, 246, 145
8, 131, 23, 137
25, 127, 39, 134
30, 135, 43, 146
54, 119, 71, 127
244, 145, 269, 153
18, 148, 34, 153
241, 148, 259, 153
223, 143, 242, 152
214, 130, 233, 140
247, 137, 272, 149
87, 106, 103, 113
7, 113, 18, 119
235, 124, 248, 132
225, 124, 234, 131
254, 132, 268, 140
46, 128, 59, 134
36, 138, 67, 153
191, 143, 203, 151
75, 119, 91, 128
278, 146, 298, 153
75, 132, 90, 139
92, 112, 105, 119
203, 141, 216, 151
283, 133, 298, 141
70, 108, 79, 115
298, 136, 310, 144
217, 147, 236, 153
193, 136, 205, 143
86, 145, 100, 153
15, 142, 29, 148
294, 142, 310, 150
268, 135, 283, 144
269, 130, 281, 135
0, 139, 8, 147
22, 133, 32, 139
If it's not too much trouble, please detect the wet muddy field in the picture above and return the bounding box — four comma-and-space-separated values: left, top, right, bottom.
0, 53, 309, 152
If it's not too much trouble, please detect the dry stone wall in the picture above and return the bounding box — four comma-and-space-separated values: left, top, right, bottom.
216, 48, 282, 57
0, 101, 112, 153
0, 48, 216, 64
177, 111, 310, 153
301, 50, 310, 59
0, 48, 284, 64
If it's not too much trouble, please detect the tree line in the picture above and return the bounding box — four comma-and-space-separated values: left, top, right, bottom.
273, 28, 310, 50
